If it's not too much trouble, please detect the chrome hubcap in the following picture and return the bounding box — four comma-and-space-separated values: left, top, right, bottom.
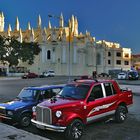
72, 123, 82, 139
120, 111, 126, 120
22, 116, 30, 126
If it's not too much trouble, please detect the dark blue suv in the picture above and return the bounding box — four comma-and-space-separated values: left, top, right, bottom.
0, 85, 63, 127
128, 71, 139, 80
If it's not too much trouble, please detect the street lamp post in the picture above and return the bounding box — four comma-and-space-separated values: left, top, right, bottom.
48, 14, 71, 82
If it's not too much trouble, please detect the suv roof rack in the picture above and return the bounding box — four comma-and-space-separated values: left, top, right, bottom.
73, 78, 98, 83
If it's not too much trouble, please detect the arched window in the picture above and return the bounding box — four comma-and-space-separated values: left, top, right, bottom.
47, 50, 51, 60
108, 52, 111, 56
97, 53, 101, 65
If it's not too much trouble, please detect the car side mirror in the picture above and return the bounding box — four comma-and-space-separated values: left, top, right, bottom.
87, 96, 95, 102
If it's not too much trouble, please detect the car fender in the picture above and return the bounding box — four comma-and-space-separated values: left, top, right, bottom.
19, 109, 32, 117
116, 100, 127, 108
64, 112, 85, 126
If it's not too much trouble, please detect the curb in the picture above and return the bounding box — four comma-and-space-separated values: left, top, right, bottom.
0, 122, 48, 140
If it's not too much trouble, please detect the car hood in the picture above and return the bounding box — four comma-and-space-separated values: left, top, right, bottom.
0, 99, 34, 110
38, 97, 82, 110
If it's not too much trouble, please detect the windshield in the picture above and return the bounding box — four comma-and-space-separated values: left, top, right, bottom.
17, 89, 40, 100
58, 84, 90, 100
129, 72, 138, 76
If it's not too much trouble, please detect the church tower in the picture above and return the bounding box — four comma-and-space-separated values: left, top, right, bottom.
0, 12, 5, 32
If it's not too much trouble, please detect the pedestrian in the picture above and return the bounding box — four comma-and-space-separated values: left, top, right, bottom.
92, 71, 96, 79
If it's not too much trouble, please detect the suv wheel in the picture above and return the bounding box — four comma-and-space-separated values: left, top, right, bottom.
20, 113, 31, 127
65, 119, 84, 140
115, 106, 127, 123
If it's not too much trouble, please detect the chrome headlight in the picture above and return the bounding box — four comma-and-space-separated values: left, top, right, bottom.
7, 111, 13, 116
32, 106, 36, 112
56, 111, 62, 118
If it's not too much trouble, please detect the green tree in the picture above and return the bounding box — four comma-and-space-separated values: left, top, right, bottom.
0, 36, 41, 67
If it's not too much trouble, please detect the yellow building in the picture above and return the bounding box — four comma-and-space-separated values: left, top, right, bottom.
0, 12, 132, 76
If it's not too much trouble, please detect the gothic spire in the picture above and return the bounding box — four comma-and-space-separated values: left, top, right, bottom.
37, 14, 41, 28
30, 28, 34, 42
7, 24, 11, 36
8, 24, 12, 32
48, 20, 52, 29
27, 22, 31, 30
71, 15, 75, 32
59, 13, 64, 27
74, 16, 78, 35
15, 17, 19, 31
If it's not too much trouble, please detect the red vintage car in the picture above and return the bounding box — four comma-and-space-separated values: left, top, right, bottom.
22, 72, 38, 79
32, 79, 133, 140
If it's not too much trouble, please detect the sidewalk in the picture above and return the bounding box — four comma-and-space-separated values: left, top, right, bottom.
0, 122, 48, 140
0, 77, 21, 80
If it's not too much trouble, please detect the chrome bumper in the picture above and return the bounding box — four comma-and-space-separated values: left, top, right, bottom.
31, 119, 66, 132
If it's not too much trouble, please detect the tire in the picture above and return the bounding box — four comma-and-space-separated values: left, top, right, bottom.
65, 119, 84, 140
115, 106, 127, 123
19, 113, 31, 127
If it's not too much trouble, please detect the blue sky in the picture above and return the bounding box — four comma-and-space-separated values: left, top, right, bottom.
0, 0, 140, 54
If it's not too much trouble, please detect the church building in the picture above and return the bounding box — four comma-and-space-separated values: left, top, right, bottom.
0, 12, 131, 76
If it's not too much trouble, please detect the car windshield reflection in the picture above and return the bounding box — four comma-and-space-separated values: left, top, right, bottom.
17, 89, 40, 100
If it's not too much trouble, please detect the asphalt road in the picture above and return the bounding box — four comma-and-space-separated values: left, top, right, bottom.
0, 77, 140, 140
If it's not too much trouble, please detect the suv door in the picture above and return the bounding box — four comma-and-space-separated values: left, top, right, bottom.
86, 83, 106, 123
102, 82, 118, 113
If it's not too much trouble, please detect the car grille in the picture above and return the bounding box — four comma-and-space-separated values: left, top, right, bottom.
0, 108, 6, 116
36, 106, 52, 124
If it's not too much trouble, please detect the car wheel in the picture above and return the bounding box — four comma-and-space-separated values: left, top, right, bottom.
65, 119, 84, 140
20, 113, 31, 127
115, 106, 127, 123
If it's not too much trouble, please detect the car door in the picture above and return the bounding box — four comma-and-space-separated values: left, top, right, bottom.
102, 82, 118, 113
86, 83, 106, 123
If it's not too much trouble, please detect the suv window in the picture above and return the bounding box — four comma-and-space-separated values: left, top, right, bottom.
52, 88, 62, 96
90, 84, 103, 99
104, 83, 116, 96
43, 89, 52, 99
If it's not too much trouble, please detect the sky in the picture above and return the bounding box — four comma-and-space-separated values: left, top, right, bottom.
0, 0, 140, 54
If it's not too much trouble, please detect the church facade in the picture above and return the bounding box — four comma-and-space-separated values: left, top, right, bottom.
0, 12, 131, 76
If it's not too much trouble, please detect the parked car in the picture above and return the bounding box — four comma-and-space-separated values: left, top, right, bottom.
128, 71, 139, 80
0, 85, 63, 127
117, 72, 127, 80
39, 70, 55, 78
98, 73, 109, 77
32, 79, 133, 140
22, 72, 38, 79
